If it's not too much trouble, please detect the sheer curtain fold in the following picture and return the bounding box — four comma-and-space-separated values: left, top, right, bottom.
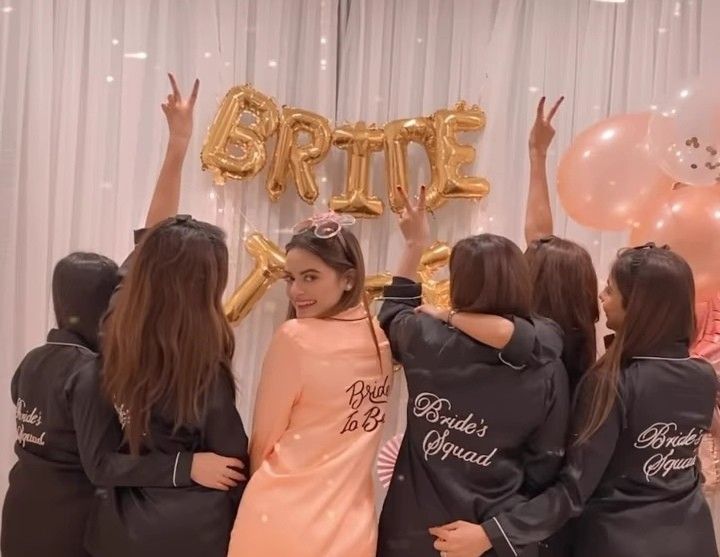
0, 0, 713, 502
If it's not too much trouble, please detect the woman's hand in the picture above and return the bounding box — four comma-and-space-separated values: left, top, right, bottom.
529, 96, 563, 158
162, 73, 199, 142
429, 521, 493, 557
396, 184, 431, 249
190, 453, 246, 491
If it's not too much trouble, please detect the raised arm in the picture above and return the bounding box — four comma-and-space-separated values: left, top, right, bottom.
145, 73, 200, 228
525, 96, 563, 244
377, 186, 430, 361
414, 306, 515, 349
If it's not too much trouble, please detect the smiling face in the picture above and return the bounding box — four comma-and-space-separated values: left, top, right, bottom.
599, 275, 626, 331
284, 247, 353, 319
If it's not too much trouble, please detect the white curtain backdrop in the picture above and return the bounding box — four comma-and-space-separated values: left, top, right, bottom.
1, 0, 719, 502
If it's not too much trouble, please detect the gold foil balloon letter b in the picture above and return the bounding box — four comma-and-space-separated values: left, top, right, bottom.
201, 85, 280, 185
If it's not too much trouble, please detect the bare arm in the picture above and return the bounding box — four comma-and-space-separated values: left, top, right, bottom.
525, 96, 564, 244
414, 306, 514, 349
145, 73, 200, 228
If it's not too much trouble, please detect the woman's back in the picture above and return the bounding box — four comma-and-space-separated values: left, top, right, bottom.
377, 281, 569, 557
2, 332, 97, 557
568, 354, 717, 557
229, 305, 392, 557
479, 246, 719, 557
254, 309, 392, 471
84, 362, 248, 557
595, 354, 715, 495
88, 217, 249, 557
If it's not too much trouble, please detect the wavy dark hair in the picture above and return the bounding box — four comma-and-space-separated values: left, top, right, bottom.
102, 216, 235, 454
285, 227, 384, 371
526, 236, 599, 377
577, 244, 695, 444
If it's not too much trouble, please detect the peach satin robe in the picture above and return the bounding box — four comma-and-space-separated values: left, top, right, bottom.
227, 305, 393, 557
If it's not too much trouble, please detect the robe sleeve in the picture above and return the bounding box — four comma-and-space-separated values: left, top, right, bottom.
201, 370, 249, 505
69, 358, 194, 488
249, 324, 303, 472
377, 277, 536, 368
482, 376, 623, 557
521, 360, 570, 496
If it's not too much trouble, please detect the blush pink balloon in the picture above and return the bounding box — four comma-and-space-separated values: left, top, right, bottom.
693, 293, 720, 364
630, 185, 720, 302
558, 112, 674, 231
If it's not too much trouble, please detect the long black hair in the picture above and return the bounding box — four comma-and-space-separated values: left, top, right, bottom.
52, 252, 119, 351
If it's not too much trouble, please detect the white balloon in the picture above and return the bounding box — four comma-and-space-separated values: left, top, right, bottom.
647, 78, 720, 186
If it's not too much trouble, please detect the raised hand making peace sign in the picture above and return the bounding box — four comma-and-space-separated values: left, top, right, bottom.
396, 184, 431, 249
529, 96, 564, 157
162, 73, 200, 141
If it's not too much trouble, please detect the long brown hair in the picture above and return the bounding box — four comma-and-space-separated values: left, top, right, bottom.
450, 234, 532, 318
526, 236, 599, 371
102, 217, 235, 454
576, 244, 695, 444
285, 227, 384, 371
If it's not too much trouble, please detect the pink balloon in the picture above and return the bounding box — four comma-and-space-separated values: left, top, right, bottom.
648, 79, 720, 187
558, 112, 674, 231
692, 294, 720, 364
630, 185, 720, 302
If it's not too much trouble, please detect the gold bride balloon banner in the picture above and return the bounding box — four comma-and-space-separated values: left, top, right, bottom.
203, 85, 469, 322
201, 85, 490, 217
224, 235, 450, 324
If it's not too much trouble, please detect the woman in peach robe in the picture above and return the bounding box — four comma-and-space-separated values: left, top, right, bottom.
227, 214, 393, 557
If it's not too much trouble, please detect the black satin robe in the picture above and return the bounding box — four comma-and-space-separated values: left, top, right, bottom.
1, 329, 190, 557
376, 278, 570, 557
81, 357, 249, 557
484, 343, 719, 557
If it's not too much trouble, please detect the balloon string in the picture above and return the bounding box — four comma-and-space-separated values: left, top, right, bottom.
236, 204, 261, 237
213, 183, 262, 237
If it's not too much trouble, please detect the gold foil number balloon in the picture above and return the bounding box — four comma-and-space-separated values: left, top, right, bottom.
201, 85, 280, 185
225, 240, 453, 323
